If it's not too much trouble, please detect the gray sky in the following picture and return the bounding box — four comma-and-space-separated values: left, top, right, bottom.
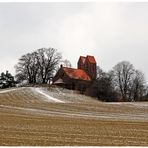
0, 2, 148, 82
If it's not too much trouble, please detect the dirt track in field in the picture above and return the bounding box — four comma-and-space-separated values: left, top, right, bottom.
0, 86, 148, 146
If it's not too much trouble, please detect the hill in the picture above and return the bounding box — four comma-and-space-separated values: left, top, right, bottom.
0, 86, 148, 146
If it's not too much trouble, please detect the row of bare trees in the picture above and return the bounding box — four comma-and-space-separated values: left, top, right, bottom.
15, 48, 62, 84
111, 61, 146, 101
87, 61, 147, 102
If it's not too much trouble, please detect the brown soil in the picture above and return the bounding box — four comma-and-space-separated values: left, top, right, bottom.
0, 86, 148, 146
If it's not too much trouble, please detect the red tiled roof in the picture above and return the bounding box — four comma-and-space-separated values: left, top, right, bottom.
86, 55, 96, 64
63, 67, 91, 81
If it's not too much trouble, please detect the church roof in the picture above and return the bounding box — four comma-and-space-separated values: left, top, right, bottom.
63, 67, 91, 81
86, 55, 96, 64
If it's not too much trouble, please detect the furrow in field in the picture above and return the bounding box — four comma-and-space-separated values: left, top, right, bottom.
0, 104, 148, 121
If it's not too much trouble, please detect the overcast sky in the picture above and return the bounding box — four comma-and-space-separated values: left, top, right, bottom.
0, 2, 148, 82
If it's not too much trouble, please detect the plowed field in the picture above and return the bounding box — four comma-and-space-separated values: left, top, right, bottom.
0, 87, 148, 146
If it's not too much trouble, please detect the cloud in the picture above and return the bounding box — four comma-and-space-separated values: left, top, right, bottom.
0, 3, 148, 82
57, 3, 148, 82
57, 3, 122, 67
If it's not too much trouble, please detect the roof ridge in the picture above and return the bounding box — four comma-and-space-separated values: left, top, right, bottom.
86, 55, 94, 57
63, 67, 77, 70
86, 55, 96, 64
80, 56, 86, 58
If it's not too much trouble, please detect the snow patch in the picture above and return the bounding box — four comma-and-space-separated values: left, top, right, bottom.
0, 88, 23, 94
107, 102, 148, 108
31, 87, 64, 103
0, 104, 148, 121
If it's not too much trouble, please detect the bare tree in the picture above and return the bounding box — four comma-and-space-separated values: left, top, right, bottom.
15, 52, 39, 84
15, 47, 62, 84
111, 61, 146, 101
29, 51, 39, 83
96, 65, 105, 78
86, 66, 118, 101
36, 48, 62, 84
61, 59, 72, 68
15, 53, 33, 83
130, 70, 145, 101
112, 61, 135, 101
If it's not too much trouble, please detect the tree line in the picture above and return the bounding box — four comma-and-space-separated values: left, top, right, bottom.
87, 61, 147, 102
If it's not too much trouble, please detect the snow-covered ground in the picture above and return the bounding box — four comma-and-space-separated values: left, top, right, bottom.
0, 104, 148, 121
1, 86, 148, 146
0, 87, 24, 94
107, 102, 148, 108
47, 86, 99, 103
0, 87, 65, 103
30, 87, 64, 103
0, 86, 148, 121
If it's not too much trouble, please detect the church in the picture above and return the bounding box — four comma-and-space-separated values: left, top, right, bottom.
53, 55, 97, 93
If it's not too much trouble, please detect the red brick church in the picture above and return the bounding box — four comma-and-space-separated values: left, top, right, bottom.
53, 55, 97, 93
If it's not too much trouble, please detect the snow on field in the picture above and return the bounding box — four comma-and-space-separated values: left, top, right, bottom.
131, 102, 148, 107
30, 87, 65, 103
0, 104, 148, 121
0, 86, 148, 121
49, 87, 99, 103
0, 87, 24, 94
107, 102, 148, 108
0, 86, 148, 122
0, 87, 64, 103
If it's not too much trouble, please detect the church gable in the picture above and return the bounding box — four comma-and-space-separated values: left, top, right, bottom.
78, 56, 86, 70
86, 55, 96, 64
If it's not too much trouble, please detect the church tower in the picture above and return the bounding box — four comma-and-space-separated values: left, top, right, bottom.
77, 55, 96, 80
